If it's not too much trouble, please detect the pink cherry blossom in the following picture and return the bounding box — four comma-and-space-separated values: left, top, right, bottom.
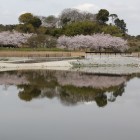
0, 31, 33, 47
57, 34, 129, 52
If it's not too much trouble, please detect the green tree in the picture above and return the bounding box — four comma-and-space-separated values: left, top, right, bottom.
16, 24, 35, 33
46, 28, 63, 37
63, 21, 101, 36
96, 9, 110, 24
102, 25, 123, 37
114, 18, 127, 33
61, 17, 71, 26
18, 13, 42, 29
36, 26, 47, 34
109, 14, 118, 24
0, 24, 16, 32
30, 17, 42, 28
19, 13, 34, 24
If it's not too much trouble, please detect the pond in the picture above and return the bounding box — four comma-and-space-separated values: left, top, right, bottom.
0, 70, 140, 140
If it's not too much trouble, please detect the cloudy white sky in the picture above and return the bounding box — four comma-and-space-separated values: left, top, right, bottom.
0, 0, 139, 35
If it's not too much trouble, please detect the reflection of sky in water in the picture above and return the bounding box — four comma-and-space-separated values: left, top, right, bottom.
0, 76, 140, 140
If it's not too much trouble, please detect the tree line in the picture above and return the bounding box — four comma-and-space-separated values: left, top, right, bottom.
0, 8, 128, 37
0, 8, 136, 51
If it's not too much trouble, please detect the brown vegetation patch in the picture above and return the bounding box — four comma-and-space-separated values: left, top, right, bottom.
0, 51, 85, 57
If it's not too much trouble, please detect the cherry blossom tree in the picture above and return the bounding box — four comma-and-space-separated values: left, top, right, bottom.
57, 34, 129, 52
0, 31, 33, 47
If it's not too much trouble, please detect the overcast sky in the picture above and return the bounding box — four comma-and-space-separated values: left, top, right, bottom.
0, 0, 139, 35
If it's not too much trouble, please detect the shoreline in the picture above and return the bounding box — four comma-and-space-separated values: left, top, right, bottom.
0, 59, 76, 72
0, 56, 140, 75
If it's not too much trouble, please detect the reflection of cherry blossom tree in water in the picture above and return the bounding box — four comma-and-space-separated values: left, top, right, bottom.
17, 71, 128, 107
0, 70, 137, 107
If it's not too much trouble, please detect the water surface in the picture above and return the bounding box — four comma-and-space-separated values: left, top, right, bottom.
0, 70, 140, 140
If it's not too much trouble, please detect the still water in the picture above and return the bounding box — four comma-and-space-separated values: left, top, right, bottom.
0, 70, 140, 140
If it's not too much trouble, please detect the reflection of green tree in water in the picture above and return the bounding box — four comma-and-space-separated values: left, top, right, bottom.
17, 82, 126, 107
59, 84, 125, 107
95, 93, 107, 107
15, 70, 127, 107
1, 70, 139, 107
108, 83, 125, 102
17, 70, 58, 101
59, 86, 106, 106
18, 85, 41, 101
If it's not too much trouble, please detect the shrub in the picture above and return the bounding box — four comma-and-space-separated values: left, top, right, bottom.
27, 34, 57, 48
